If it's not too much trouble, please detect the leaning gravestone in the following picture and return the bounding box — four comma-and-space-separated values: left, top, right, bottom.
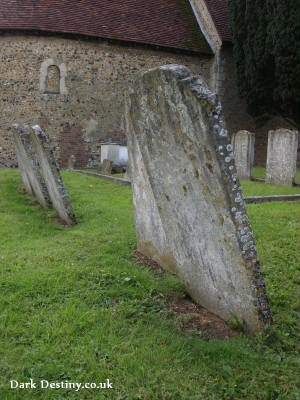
266, 129, 298, 186
125, 65, 272, 333
30, 125, 76, 225
11, 124, 50, 208
231, 130, 255, 180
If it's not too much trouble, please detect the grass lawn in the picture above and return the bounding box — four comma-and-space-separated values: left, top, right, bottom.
252, 166, 300, 185
81, 167, 300, 187
0, 169, 299, 399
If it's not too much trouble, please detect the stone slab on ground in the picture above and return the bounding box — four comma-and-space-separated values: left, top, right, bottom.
125, 64, 272, 333
31, 125, 76, 225
11, 124, 50, 208
245, 194, 300, 203
232, 130, 255, 180
266, 129, 298, 186
74, 170, 131, 186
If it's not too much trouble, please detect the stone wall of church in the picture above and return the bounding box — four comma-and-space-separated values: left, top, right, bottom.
218, 44, 255, 135
0, 33, 214, 168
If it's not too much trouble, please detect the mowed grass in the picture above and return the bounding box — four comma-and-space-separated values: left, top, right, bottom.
0, 169, 299, 400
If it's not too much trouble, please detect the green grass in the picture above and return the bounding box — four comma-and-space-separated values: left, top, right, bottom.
0, 170, 299, 399
252, 166, 300, 184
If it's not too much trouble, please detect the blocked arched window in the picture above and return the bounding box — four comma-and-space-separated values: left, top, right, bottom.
45, 65, 60, 93
40, 59, 68, 95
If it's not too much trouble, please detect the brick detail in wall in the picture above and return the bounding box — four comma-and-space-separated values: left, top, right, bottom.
59, 126, 87, 168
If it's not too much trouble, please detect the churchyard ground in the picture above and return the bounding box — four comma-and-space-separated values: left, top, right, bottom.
0, 169, 299, 399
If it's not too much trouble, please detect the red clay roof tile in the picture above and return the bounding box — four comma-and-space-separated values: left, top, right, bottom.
0, 0, 230, 52
205, 0, 230, 41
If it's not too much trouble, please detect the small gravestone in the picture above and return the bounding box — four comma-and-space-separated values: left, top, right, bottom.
231, 130, 255, 180
125, 65, 272, 332
68, 154, 76, 170
30, 125, 76, 225
266, 129, 298, 186
124, 164, 131, 181
100, 159, 112, 175
11, 124, 50, 208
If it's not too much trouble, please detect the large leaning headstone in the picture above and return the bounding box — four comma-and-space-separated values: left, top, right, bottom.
266, 129, 298, 186
231, 130, 255, 180
11, 124, 50, 208
125, 65, 272, 333
30, 125, 76, 225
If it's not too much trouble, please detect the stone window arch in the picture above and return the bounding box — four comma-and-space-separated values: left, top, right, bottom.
45, 65, 60, 93
40, 58, 68, 94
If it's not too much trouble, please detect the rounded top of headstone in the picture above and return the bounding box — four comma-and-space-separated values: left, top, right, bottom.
268, 128, 299, 135
235, 130, 255, 136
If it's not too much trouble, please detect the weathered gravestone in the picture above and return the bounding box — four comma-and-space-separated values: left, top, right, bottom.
266, 129, 298, 186
11, 124, 50, 208
125, 65, 272, 332
67, 154, 76, 170
30, 125, 76, 225
231, 130, 255, 180
100, 159, 113, 175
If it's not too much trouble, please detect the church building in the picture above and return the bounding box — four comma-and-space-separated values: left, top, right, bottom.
0, 0, 254, 168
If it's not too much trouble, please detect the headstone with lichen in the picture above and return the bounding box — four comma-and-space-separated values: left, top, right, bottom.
266, 129, 298, 186
125, 64, 272, 333
30, 125, 76, 225
11, 124, 50, 208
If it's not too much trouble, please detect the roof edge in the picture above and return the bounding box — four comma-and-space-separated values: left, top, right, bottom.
189, 0, 222, 53
0, 28, 214, 56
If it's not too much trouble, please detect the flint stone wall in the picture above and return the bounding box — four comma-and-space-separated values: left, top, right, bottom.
231, 130, 255, 180
266, 129, 298, 186
11, 124, 50, 208
0, 34, 256, 168
126, 65, 272, 333
0, 34, 212, 168
30, 125, 76, 225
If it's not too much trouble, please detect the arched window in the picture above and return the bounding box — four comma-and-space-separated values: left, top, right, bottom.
40, 59, 68, 95
45, 65, 60, 93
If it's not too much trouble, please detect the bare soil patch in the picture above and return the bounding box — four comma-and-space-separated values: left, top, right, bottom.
167, 295, 240, 340
51, 215, 68, 226
132, 250, 166, 272
132, 250, 241, 340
